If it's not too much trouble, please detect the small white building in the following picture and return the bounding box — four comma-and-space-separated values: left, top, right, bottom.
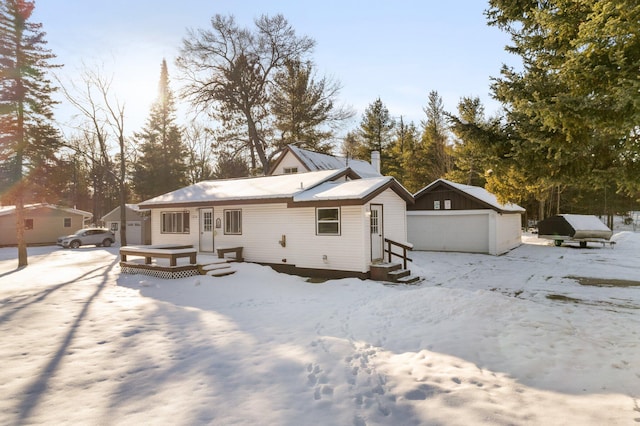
138, 168, 413, 278
407, 179, 525, 255
101, 204, 151, 245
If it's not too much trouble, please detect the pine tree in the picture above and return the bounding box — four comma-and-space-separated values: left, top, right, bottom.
419, 91, 452, 183
386, 116, 418, 189
357, 98, 395, 173
0, 0, 61, 266
271, 59, 351, 154
132, 59, 188, 200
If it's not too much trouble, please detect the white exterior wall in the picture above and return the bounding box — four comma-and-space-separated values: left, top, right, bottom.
147, 188, 408, 273
372, 188, 408, 245
149, 209, 199, 247
494, 213, 523, 255
271, 152, 307, 175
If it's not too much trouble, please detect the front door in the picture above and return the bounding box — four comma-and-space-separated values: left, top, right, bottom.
370, 204, 383, 261
199, 208, 214, 252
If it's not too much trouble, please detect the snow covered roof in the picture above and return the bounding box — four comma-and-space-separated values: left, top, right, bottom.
416, 179, 525, 213
0, 203, 92, 218
140, 169, 413, 208
293, 177, 393, 203
100, 204, 151, 222
275, 145, 382, 178
561, 214, 611, 232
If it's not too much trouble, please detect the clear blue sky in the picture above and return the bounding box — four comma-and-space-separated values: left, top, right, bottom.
33, 0, 516, 137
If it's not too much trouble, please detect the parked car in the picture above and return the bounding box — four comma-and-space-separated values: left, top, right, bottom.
57, 228, 115, 249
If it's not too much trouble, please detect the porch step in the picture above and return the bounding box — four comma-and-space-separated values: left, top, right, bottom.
395, 274, 423, 285
200, 260, 236, 277
370, 262, 421, 284
207, 267, 236, 277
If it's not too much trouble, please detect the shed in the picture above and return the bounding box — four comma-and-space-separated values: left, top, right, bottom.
407, 179, 525, 255
0, 203, 92, 246
537, 214, 612, 247
101, 204, 151, 245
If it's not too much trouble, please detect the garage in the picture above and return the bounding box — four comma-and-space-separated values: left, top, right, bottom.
407, 179, 525, 255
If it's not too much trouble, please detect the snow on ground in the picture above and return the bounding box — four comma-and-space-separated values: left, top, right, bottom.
1, 231, 639, 425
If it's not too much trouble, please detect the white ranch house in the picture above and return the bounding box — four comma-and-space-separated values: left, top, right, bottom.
138, 168, 413, 279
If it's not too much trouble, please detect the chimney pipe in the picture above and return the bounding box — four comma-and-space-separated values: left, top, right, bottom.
371, 151, 381, 174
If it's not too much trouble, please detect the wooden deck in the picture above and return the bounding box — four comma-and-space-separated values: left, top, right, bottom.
120, 245, 197, 267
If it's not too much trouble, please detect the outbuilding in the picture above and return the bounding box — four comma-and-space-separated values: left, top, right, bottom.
407, 179, 525, 255
0, 203, 92, 246
101, 204, 151, 245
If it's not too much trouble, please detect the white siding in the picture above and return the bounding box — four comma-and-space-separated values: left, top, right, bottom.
270, 152, 307, 175
495, 213, 523, 255
208, 203, 371, 272
150, 209, 198, 247
371, 189, 407, 245
147, 188, 408, 273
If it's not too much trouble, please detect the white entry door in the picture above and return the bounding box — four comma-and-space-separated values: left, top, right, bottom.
199, 208, 214, 252
370, 204, 384, 261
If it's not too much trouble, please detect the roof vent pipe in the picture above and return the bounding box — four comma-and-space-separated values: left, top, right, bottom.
371, 151, 381, 174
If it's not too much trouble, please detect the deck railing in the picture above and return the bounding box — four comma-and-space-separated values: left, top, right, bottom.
384, 238, 413, 269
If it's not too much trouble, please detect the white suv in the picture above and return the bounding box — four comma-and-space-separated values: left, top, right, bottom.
57, 228, 116, 249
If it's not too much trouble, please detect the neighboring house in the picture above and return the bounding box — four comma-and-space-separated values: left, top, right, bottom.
0, 203, 92, 246
407, 179, 525, 255
101, 204, 151, 245
270, 144, 382, 178
138, 168, 413, 278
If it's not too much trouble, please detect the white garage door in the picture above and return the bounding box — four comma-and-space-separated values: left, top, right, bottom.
126, 221, 142, 245
408, 213, 489, 253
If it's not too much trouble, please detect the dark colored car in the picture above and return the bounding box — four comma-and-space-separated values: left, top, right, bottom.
57, 228, 116, 249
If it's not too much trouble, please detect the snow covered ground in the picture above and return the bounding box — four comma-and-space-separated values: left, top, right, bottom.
1, 230, 639, 425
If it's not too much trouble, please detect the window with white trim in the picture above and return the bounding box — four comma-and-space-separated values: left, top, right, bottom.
316, 207, 340, 235
161, 211, 190, 233
224, 209, 242, 235
283, 167, 298, 174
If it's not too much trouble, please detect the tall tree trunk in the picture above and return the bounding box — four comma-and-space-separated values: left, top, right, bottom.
247, 116, 269, 174
15, 184, 27, 267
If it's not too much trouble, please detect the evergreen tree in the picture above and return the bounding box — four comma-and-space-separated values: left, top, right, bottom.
446, 96, 503, 187
386, 116, 419, 189
486, 0, 640, 218
420, 91, 452, 183
0, 0, 61, 266
270, 59, 352, 154
132, 59, 188, 200
356, 98, 395, 173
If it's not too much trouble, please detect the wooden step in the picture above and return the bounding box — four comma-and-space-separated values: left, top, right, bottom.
202, 262, 232, 271
396, 274, 422, 285
388, 268, 411, 280
207, 267, 236, 277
